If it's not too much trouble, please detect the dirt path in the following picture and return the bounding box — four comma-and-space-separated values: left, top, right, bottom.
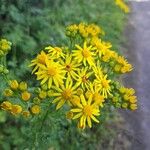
122, 1, 150, 150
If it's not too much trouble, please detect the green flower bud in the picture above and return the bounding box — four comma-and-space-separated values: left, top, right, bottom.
122, 103, 128, 109
41, 83, 48, 91
3, 68, 9, 74
115, 103, 121, 108
109, 61, 115, 67
33, 97, 41, 104
34, 88, 41, 94
19, 81, 27, 91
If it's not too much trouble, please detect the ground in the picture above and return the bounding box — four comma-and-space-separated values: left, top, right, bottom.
122, 0, 150, 150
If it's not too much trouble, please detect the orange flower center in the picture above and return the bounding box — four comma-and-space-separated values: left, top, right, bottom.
101, 80, 109, 88
65, 64, 72, 72
62, 89, 72, 100
83, 105, 93, 116
47, 67, 57, 76
37, 54, 47, 64
82, 75, 88, 83
93, 93, 104, 104
82, 49, 91, 58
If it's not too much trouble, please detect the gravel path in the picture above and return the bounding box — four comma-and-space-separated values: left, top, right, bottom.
122, 1, 150, 150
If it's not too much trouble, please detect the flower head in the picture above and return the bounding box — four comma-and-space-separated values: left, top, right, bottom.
45, 46, 64, 59
35, 60, 65, 89
51, 78, 78, 110
71, 94, 100, 129
60, 54, 80, 80
30, 51, 50, 73
73, 42, 96, 66
94, 74, 111, 98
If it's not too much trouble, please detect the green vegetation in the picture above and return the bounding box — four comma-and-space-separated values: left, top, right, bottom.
0, 0, 129, 149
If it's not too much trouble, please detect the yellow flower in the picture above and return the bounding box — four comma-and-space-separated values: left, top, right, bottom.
3, 88, 13, 97
78, 23, 88, 38
72, 42, 96, 66
0, 39, 12, 53
22, 111, 30, 118
76, 67, 92, 89
130, 104, 137, 110
91, 38, 112, 58
1, 101, 12, 111
21, 91, 31, 101
31, 105, 41, 114
66, 24, 78, 37
30, 51, 49, 73
86, 24, 101, 37
86, 83, 105, 107
52, 78, 78, 110
94, 74, 111, 98
11, 105, 22, 115
60, 54, 80, 80
71, 94, 100, 129
45, 46, 65, 59
9, 80, 19, 90
117, 56, 133, 73
35, 60, 65, 89
19, 81, 27, 91
129, 96, 137, 104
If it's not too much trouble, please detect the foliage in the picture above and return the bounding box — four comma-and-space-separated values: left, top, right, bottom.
0, 0, 133, 149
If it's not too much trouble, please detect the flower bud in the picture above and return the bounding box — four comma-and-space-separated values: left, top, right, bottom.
3, 89, 13, 97
11, 105, 22, 115
21, 91, 31, 101
9, 80, 19, 90
1, 101, 12, 111
31, 105, 41, 114
39, 91, 47, 99
19, 81, 27, 91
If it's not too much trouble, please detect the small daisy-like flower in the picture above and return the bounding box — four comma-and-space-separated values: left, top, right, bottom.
94, 74, 111, 98
86, 83, 105, 107
71, 94, 100, 129
30, 51, 49, 73
60, 54, 80, 80
45, 46, 65, 59
117, 56, 133, 73
76, 67, 92, 89
91, 38, 112, 58
72, 42, 96, 66
35, 60, 65, 89
51, 78, 78, 110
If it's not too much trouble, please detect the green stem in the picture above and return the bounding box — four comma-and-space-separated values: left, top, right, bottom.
2, 74, 9, 84
32, 103, 50, 149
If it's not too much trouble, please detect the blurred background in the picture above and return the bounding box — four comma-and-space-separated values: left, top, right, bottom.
1, 0, 149, 150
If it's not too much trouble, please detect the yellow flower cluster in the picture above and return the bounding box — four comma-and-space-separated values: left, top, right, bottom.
0, 39, 12, 56
110, 81, 137, 110
119, 87, 137, 110
115, 0, 130, 13
66, 23, 105, 38
91, 37, 132, 74
26, 23, 137, 129
1, 80, 41, 117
